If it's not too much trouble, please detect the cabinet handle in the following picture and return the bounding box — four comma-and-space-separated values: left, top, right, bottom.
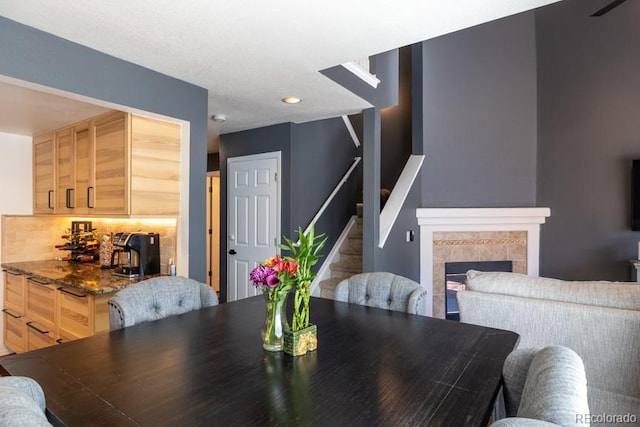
66, 188, 75, 209
2, 308, 22, 319
48, 190, 54, 209
87, 186, 95, 209
5, 270, 21, 276
56, 338, 64, 344
27, 277, 50, 286
59, 288, 87, 298
26, 322, 49, 335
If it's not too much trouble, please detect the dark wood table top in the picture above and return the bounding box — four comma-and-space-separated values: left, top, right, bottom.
0, 296, 518, 426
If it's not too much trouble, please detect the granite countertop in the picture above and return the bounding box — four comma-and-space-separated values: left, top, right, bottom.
1, 260, 147, 295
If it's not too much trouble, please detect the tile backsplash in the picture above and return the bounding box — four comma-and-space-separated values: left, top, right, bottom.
1, 215, 177, 272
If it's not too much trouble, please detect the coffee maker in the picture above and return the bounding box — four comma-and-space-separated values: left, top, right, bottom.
112, 232, 160, 277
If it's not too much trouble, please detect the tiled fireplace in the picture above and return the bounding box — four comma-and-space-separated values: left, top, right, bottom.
416, 208, 551, 318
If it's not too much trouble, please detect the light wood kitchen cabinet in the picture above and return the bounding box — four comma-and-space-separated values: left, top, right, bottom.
33, 132, 56, 214
57, 119, 104, 215
2, 271, 27, 353
2, 271, 111, 353
4, 270, 26, 314
129, 115, 181, 215
57, 287, 110, 339
3, 272, 58, 352
55, 328, 80, 345
25, 278, 57, 332
3, 309, 26, 353
26, 320, 56, 351
73, 121, 93, 214
55, 127, 74, 214
92, 111, 129, 214
32, 110, 180, 216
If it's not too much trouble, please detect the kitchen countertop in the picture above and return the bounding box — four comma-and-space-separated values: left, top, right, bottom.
1, 260, 148, 295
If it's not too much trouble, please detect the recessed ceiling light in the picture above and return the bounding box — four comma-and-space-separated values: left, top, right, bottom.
281, 96, 302, 104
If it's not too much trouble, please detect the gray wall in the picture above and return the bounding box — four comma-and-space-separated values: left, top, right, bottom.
219, 123, 293, 302
420, 12, 538, 208
536, 0, 640, 280
380, 47, 413, 192
290, 118, 358, 249
0, 16, 210, 281
372, 46, 421, 282
219, 118, 357, 302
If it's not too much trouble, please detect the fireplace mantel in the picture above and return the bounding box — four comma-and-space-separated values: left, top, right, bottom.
416, 207, 551, 317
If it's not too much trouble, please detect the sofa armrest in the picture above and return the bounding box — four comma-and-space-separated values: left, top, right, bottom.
492, 418, 560, 427
517, 346, 589, 425
502, 348, 540, 416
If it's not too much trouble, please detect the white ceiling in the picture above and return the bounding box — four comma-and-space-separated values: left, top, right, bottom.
0, 0, 562, 151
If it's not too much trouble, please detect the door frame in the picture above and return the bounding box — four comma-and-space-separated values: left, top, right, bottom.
206, 172, 220, 293
226, 151, 282, 300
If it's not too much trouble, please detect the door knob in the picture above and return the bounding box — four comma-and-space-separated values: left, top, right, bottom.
228, 249, 237, 255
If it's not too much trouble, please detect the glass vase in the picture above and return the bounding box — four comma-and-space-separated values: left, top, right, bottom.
262, 289, 289, 351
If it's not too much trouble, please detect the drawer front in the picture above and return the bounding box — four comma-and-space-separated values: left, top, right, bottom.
4, 271, 25, 314
26, 279, 57, 331
3, 309, 26, 354
58, 287, 91, 338
26, 321, 56, 351
56, 328, 82, 345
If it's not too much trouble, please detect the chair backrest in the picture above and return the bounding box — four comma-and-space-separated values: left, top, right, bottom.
334, 272, 428, 315
0, 376, 51, 426
108, 276, 219, 330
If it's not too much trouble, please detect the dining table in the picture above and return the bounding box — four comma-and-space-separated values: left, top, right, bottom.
0, 295, 519, 426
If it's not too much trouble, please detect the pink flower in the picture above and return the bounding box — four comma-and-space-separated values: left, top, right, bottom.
265, 274, 280, 289
250, 265, 276, 288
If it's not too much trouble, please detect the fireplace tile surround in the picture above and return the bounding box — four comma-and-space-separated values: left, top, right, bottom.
416, 208, 551, 318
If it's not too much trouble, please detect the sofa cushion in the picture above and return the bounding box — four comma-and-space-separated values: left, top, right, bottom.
465, 270, 640, 311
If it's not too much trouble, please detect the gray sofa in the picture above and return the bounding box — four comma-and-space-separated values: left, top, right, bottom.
457, 271, 640, 425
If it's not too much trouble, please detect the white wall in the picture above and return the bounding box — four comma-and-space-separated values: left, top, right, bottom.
0, 131, 32, 354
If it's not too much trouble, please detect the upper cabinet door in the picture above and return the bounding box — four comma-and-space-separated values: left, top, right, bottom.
92, 111, 129, 215
33, 133, 56, 214
55, 127, 75, 214
73, 121, 93, 214
130, 115, 181, 215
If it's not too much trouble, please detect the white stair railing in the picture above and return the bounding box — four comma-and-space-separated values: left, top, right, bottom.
303, 156, 361, 237
379, 154, 425, 248
342, 115, 360, 147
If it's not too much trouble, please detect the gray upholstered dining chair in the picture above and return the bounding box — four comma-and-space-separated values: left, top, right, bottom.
0, 376, 52, 426
108, 276, 219, 330
334, 272, 428, 315
492, 346, 590, 427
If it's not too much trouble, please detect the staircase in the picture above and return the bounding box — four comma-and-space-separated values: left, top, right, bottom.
318, 204, 363, 299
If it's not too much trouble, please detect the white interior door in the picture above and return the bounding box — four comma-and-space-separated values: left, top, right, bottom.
227, 152, 280, 301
